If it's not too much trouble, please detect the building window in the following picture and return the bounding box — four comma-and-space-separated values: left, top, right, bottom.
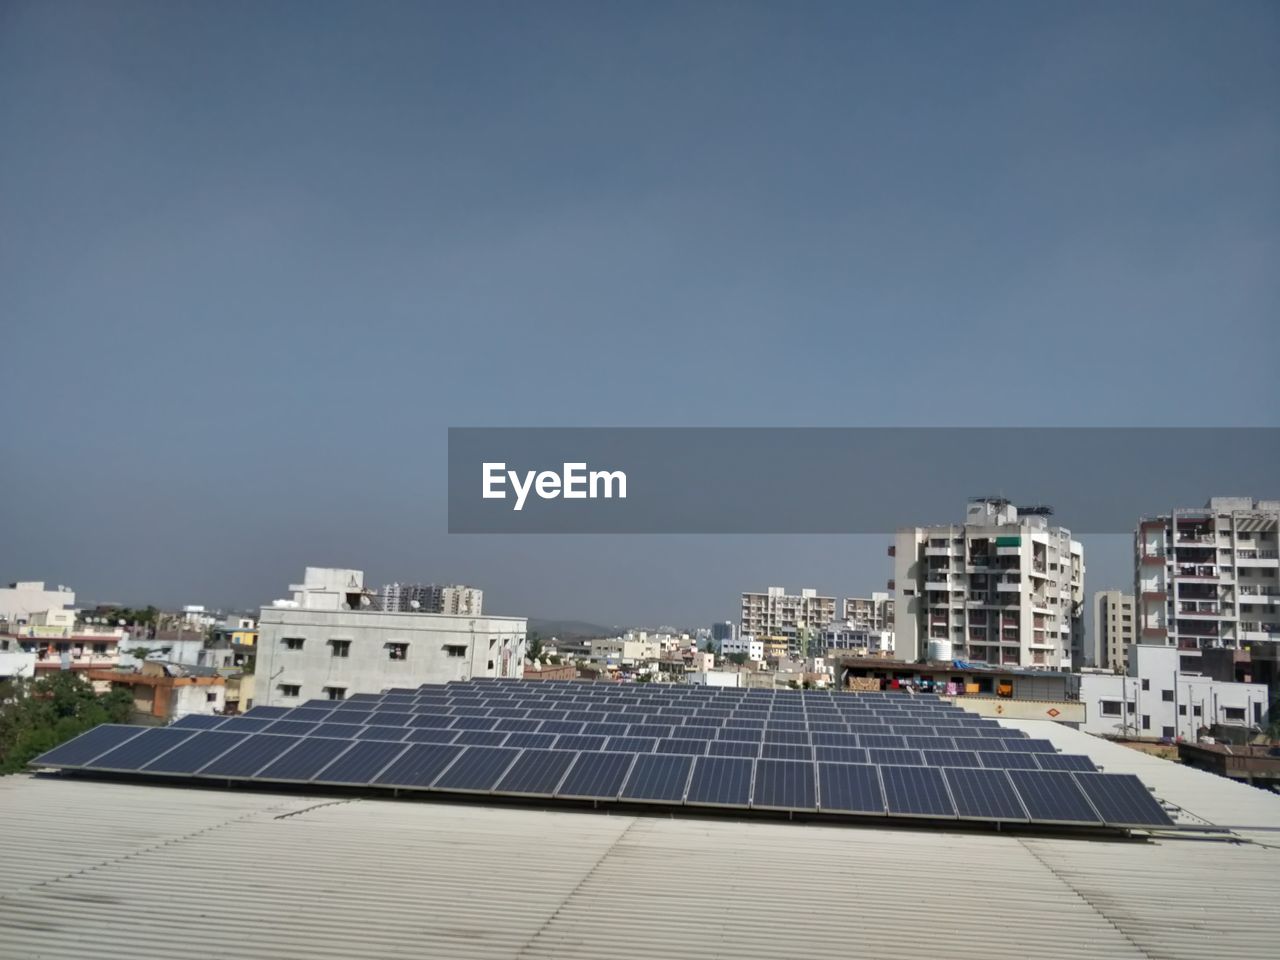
444, 645, 467, 658
1140, 679, 1149, 691
277, 683, 301, 698
1193, 705, 1202, 717
1178, 704, 1186, 716
330, 640, 351, 658
206, 692, 217, 703
387, 642, 409, 661
93, 643, 109, 655
324, 686, 346, 701
1100, 700, 1122, 717
1161, 726, 1175, 739
283, 637, 305, 651
1223, 707, 1245, 722
1161, 690, 1174, 702
0, 639, 7, 651
1141, 715, 1150, 729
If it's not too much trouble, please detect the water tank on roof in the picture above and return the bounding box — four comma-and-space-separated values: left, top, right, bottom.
927, 639, 954, 662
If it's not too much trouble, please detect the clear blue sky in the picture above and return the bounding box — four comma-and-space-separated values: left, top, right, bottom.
2, 1, 1277, 625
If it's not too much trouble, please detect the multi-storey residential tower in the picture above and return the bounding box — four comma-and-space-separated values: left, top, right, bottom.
892, 498, 1084, 668
739, 587, 836, 645
1135, 497, 1280, 653
378, 583, 484, 616
843, 592, 894, 631
1092, 591, 1135, 671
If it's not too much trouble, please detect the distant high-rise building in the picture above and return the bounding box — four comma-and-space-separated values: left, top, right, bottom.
1092, 591, 1135, 671
843, 592, 894, 631
711, 621, 736, 644
1135, 497, 1280, 654
739, 587, 836, 645
378, 583, 484, 616
892, 498, 1084, 669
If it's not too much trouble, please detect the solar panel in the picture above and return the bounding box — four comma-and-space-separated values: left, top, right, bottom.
313, 739, 409, 784
1006, 770, 1102, 824
142, 731, 248, 774
1034, 753, 1098, 773
752, 759, 816, 811
32, 724, 146, 767
817, 763, 884, 815
84, 728, 198, 771
1072, 773, 1172, 828
685, 756, 753, 808
879, 765, 956, 818
374, 743, 465, 788
494, 749, 579, 797
943, 767, 1027, 821
433, 746, 520, 793
34, 684, 1165, 836
620, 753, 694, 803
256, 737, 354, 782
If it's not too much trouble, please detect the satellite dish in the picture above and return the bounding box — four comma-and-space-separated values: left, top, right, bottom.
409, 600, 421, 610
360, 595, 371, 606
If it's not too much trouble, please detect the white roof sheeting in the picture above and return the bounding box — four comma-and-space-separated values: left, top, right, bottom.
2, 747, 1279, 960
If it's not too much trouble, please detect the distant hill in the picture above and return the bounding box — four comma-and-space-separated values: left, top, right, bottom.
528, 618, 622, 640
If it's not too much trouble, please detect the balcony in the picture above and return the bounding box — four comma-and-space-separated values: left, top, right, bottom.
1140, 554, 1166, 566
1142, 626, 1167, 638
996, 582, 1021, 592
1141, 591, 1166, 601
924, 546, 954, 557
1178, 603, 1220, 617
1175, 566, 1217, 581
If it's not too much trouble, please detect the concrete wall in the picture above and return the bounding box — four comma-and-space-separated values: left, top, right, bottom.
0, 582, 76, 622
256, 607, 526, 705
941, 696, 1085, 723
0, 650, 37, 679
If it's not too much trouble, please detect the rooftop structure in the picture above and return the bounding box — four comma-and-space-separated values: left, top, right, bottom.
4, 714, 1278, 959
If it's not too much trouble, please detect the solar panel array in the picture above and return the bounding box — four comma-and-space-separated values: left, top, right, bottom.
32, 680, 1173, 831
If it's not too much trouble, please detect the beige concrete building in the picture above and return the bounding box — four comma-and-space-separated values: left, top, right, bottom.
740, 587, 836, 646
1092, 590, 1135, 671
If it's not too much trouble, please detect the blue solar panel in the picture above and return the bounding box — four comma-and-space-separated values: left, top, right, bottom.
433, 747, 520, 793
214, 716, 277, 734
374, 743, 465, 788
256, 737, 354, 782
142, 731, 248, 774
620, 753, 694, 802
685, 756, 753, 807
604, 736, 657, 753
868, 748, 924, 766
977, 751, 1039, 770
656, 738, 708, 756
943, 767, 1027, 821
32, 725, 146, 767
195, 734, 302, 777
761, 743, 812, 761
1006, 770, 1102, 824
752, 759, 816, 811
922, 750, 980, 768
85, 728, 198, 771
880, 765, 956, 818
494, 750, 578, 796
313, 740, 409, 784
1034, 753, 1098, 773
554, 734, 608, 752
169, 715, 227, 730
707, 740, 760, 758
815, 746, 869, 765
817, 763, 884, 815
1072, 773, 1172, 827
1002, 738, 1057, 754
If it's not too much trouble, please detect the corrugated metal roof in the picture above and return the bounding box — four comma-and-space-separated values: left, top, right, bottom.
1, 768, 1277, 960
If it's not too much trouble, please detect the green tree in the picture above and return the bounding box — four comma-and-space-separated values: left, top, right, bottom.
526, 632, 545, 662
0, 673, 134, 775
726, 652, 749, 666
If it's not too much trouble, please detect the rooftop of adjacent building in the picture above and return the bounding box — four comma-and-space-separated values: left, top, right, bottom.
3, 715, 1277, 960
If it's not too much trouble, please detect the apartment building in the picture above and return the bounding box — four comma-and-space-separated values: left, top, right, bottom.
843, 592, 894, 631
1092, 591, 1135, 671
821, 621, 894, 657
1135, 497, 1280, 654
378, 582, 484, 616
739, 587, 836, 644
0, 581, 75, 623
1079, 644, 1268, 741
256, 568, 524, 705
892, 498, 1085, 669
720, 634, 765, 662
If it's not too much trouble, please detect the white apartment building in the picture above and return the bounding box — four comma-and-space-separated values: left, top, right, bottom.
379, 582, 484, 616
721, 634, 765, 662
256, 568, 525, 705
588, 636, 660, 664
740, 587, 836, 643
893, 498, 1085, 669
1135, 497, 1280, 654
821, 621, 894, 657
843, 592, 894, 631
1092, 591, 1135, 671
1078, 644, 1268, 741
0, 581, 75, 624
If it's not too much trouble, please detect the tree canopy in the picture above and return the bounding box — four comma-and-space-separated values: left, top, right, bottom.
0, 673, 133, 774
